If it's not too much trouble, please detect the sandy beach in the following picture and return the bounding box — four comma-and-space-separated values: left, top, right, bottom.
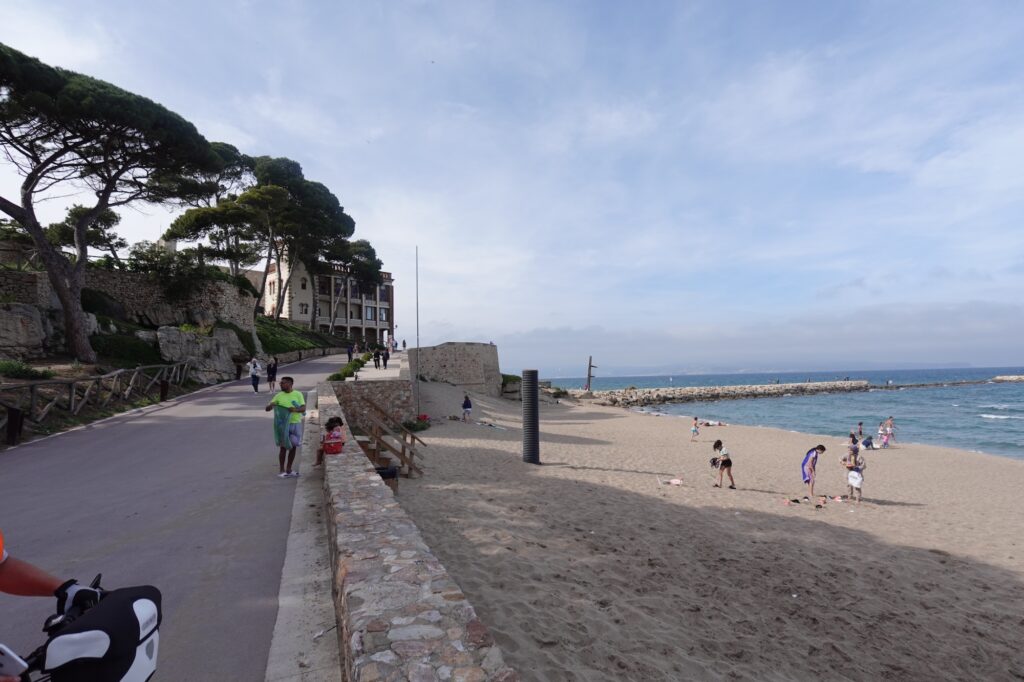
398, 382, 1024, 681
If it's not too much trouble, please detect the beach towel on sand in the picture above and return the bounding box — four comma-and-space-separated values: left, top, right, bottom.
273, 405, 292, 448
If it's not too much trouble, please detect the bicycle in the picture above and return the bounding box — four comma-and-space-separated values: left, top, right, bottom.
1, 575, 161, 681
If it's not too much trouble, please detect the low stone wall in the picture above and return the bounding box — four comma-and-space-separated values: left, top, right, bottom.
318, 385, 517, 681
407, 342, 502, 397
332, 378, 415, 434
575, 380, 871, 408
0, 270, 51, 307
272, 346, 347, 366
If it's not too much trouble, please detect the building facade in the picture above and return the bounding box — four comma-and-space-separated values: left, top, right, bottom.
263, 259, 395, 345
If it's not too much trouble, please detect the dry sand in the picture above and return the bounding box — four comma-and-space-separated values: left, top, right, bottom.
397, 382, 1024, 681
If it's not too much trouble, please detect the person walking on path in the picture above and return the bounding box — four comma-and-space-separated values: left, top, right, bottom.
801, 444, 826, 500
265, 376, 306, 478
373, 349, 381, 369
247, 356, 262, 393
382, 349, 390, 369
462, 394, 473, 422
712, 439, 735, 489
402, 339, 407, 351
346, 344, 354, 363
266, 357, 279, 392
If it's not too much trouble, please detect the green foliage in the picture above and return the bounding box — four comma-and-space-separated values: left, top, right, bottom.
0, 219, 33, 245
550, 388, 569, 398
402, 417, 431, 432
256, 317, 347, 354
0, 359, 55, 379
89, 334, 163, 366
125, 241, 256, 301
501, 373, 522, 387
46, 205, 126, 265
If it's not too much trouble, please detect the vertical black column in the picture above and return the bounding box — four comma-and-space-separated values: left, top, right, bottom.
522, 369, 540, 464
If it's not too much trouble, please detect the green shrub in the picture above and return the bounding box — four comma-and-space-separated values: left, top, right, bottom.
402, 418, 430, 432
551, 388, 569, 398
0, 359, 55, 379
256, 317, 345, 354
501, 373, 522, 387
90, 334, 163, 366
327, 372, 345, 381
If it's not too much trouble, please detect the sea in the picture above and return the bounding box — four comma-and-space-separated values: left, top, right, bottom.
547, 367, 1024, 460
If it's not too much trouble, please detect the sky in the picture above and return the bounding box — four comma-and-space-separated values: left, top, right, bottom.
3, 0, 1024, 377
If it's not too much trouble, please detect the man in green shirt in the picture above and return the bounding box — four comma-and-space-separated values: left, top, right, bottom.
264, 376, 306, 478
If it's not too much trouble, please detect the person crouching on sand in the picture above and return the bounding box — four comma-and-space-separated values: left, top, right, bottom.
801, 444, 826, 500
712, 439, 735, 489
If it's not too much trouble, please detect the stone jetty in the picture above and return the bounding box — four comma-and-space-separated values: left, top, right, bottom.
993, 375, 1024, 383
571, 380, 870, 408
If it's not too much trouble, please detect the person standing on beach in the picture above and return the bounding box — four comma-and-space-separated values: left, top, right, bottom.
801, 445, 826, 500
841, 436, 866, 504
885, 416, 896, 443
462, 394, 473, 422
856, 421, 864, 438
691, 417, 700, 441
265, 376, 306, 478
712, 439, 735, 489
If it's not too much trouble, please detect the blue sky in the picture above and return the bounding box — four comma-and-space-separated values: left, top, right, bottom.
3, 1, 1024, 376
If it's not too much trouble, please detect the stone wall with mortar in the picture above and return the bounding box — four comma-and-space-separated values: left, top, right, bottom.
0, 269, 255, 332
407, 342, 503, 398
317, 386, 517, 681
332, 378, 415, 434
0, 270, 51, 307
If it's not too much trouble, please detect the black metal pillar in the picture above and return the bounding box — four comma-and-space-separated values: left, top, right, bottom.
159, 380, 170, 402
522, 369, 540, 464
6, 407, 24, 446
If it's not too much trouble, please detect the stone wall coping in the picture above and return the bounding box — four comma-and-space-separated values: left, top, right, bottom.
318, 384, 517, 682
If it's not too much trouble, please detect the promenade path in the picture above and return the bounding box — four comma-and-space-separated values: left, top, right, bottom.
0, 353, 343, 681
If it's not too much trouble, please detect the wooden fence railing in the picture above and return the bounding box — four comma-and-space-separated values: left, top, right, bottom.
0, 362, 190, 443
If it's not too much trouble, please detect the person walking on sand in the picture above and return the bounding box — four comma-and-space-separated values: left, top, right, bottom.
841, 436, 866, 504
712, 439, 735, 489
247, 356, 262, 393
801, 444, 826, 500
462, 394, 473, 422
691, 417, 700, 441
265, 376, 306, 478
266, 356, 279, 392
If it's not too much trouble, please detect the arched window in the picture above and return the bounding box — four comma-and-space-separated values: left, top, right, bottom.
300, 277, 307, 290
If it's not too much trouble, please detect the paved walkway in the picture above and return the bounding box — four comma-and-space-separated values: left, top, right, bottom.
0, 354, 343, 681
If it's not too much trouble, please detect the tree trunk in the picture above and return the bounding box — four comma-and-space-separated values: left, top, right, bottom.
32, 228, 97, 362
308, 272, 318, 330
253, 238, 274, 319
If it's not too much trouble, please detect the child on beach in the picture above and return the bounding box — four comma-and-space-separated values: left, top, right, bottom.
316, 417, 346, 467
801, 444, 826, 500
711, 439, 735, 489
691, 418, 699, 441
841, 436, 866, 503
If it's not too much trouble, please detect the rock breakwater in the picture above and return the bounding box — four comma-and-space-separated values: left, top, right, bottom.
993, 375, 1024, 383
572, 380, 870, 408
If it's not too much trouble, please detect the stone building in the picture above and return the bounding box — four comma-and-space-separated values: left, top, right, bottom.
262, 259, 395, 345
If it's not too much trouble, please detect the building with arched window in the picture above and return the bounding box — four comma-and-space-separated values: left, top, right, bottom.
260, 258, 395, 346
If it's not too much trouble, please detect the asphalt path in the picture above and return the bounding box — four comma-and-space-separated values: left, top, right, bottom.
0, 354, 340, 680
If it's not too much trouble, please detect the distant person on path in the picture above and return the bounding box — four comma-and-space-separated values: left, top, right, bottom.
402, 339, 407, 351
346, 344, 354, 363
801, 445, 826, 500
265, 376, 306, 478
267, 357, 279, 392
691, 417, 700, 441
841, 436, 866, 503
462, 394, 472, 422
382, 349, 390, 369
373, 349, 381, 369
711, 439, 735, 489
247, 356, 262, 393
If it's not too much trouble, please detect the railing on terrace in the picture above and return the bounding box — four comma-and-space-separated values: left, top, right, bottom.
0, 362, 191, 445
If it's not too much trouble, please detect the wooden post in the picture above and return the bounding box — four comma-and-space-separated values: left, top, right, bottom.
585, 356, 598, 392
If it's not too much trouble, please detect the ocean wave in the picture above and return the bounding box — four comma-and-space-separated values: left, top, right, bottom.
979, 414, 1024, 420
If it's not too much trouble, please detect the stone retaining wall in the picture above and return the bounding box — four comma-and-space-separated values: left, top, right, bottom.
575, 380, 871, 408
0, 270, 51, 307
332, 378, 415, 434
407, 343, 502, 398
318, 385, 517, 681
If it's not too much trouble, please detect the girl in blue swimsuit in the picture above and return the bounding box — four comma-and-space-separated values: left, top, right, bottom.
801, 445, 826, 500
